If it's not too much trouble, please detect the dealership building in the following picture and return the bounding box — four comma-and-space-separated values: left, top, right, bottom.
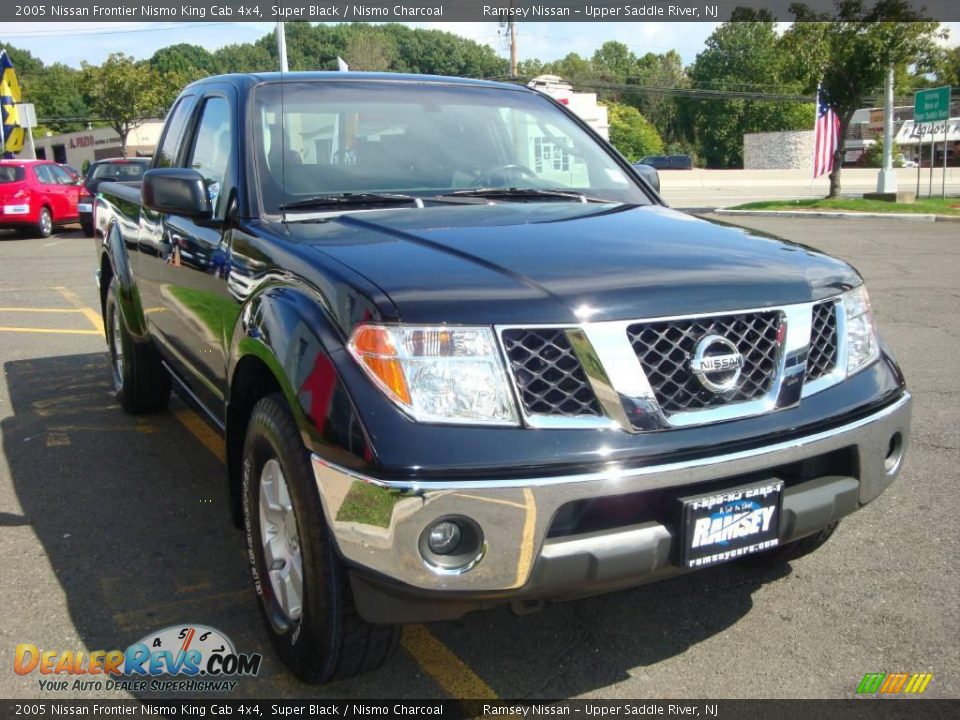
32, 121, 165, 166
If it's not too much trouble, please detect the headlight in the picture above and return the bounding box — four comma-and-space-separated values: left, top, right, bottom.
348, 325, 519, 425
842, 285, 880, 375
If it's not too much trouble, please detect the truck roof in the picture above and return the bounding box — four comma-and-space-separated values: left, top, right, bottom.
185, 71, 531, 94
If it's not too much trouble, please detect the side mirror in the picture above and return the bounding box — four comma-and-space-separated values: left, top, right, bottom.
143, 168, 212, 218
632, 163, 661, 194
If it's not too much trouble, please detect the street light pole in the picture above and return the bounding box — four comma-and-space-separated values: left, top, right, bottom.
876, 66, 897, 194
276, 22, 289, 73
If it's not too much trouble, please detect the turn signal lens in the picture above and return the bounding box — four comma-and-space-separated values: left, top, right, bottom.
349, 326, 411, 405
347, 324, 519, 426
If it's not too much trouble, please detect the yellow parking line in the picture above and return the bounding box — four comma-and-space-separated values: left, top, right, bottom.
53, 286, 105, 335
173, 407, 226, 464
401, 625, 498, 699
0, 326, 101, 336
171, 404, 499, 700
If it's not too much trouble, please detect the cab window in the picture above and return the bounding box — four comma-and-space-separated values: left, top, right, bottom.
186, 96, 233, 219
154, 95, 195, 169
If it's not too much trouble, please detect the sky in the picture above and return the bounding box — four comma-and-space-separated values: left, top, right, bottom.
0, 21, 724, 68
2, 21, 956, 71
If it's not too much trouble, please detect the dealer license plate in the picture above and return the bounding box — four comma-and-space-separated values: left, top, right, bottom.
77, 203, 93, 213
680, 480, 783, 569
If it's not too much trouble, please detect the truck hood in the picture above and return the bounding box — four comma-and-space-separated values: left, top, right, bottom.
288, 202, 860, 325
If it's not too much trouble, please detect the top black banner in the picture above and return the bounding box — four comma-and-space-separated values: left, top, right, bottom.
4, 0, 960, 23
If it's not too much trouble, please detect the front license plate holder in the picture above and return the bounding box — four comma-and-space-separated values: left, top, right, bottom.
680, 479, 784, 569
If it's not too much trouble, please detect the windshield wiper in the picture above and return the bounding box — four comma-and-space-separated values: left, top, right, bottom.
438, 187, 617, 204
279, 192, 422, 211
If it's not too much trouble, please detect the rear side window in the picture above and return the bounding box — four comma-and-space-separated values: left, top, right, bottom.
49, 165, 75, 184
154, 95, 195, 168
34, 165, 57, 184
0, 166, 24, 183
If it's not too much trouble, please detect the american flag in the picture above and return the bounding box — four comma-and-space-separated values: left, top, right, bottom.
813, 88, 840, 178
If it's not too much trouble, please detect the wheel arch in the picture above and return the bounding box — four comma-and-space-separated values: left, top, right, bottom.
100, 219, 149, 339
224, 282, 377, 528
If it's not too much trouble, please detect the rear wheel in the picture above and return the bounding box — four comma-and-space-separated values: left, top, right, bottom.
81, 220, 94, 237
242, 394, 398, 683
739, 522, 839, 567
36, 207, 53, 238
104, 277, 171, 413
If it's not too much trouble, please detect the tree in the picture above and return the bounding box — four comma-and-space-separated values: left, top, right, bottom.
81, 53, 165, 157
28, 63, 90, 133
149, 44, 217, 82
934, 45, 960, 87
784, 0, 943, 196
687, 15, 812, 168
342, 28, 396, 71
632, 50, 689, 143
213, 43, 274, 74
606, 102, 664, 161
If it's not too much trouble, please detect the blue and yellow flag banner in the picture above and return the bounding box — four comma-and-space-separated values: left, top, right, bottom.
1, 48, 25, 157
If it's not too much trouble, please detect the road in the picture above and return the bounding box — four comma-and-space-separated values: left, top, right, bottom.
0, 217, 956, 700
660, 167, 960, 209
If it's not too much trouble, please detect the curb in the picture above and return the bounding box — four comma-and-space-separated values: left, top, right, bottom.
712, 209, 960, 223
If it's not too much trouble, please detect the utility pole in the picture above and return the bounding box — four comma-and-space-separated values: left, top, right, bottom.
509, 21, 518, 78
276, 22, 289, 73
876, 66, 897, 194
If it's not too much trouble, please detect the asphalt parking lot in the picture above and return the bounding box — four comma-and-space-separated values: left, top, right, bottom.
0, 216, 957, 700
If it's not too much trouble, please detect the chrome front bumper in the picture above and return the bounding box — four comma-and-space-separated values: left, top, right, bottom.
311, 392, 911, 599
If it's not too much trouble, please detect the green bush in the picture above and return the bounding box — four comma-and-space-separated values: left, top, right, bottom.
605, 102, 664, 162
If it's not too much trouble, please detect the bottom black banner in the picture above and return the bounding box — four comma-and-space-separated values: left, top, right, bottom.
1, 699, 958, 720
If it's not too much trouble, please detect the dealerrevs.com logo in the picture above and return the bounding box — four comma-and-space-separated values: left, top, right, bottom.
14, 625, 262, 693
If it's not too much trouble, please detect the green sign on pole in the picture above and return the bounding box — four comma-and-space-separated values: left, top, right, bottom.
914, 86, 951, 123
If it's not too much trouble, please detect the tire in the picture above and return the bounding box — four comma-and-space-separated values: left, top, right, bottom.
36, 207, 53, 238
242, 394, 399, 683
738, 522, 839, 568
105, 277, 171, 413
81, 220, 94, 237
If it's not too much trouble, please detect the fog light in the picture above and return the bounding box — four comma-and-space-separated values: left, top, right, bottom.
427, 521, 462, 555
419, 516, 485, 574
884, 432, 904, 475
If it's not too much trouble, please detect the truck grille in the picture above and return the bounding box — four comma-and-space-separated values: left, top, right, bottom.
806, 301, 839, 381
501, 329, 602, 417
626, 311, 783, 414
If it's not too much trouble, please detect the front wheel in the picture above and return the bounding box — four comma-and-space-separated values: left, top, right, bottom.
242, 394, 398, 683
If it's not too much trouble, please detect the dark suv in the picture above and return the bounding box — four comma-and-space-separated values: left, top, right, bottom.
78, 158, 150, 236
95, 72, 911, 683
640, 154, 694, 170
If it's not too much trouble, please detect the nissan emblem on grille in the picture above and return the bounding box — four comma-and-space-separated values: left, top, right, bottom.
690, 334, 744, 393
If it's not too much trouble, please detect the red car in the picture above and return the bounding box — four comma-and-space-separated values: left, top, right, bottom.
0, 159, 81, 238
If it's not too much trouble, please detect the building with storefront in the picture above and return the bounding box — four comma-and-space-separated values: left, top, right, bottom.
32, 121, 164, 167
744, 99, 958, 170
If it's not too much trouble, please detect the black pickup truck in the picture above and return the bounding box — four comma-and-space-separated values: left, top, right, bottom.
95, 72, 912, 683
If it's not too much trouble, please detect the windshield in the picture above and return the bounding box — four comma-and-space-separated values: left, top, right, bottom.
89, 162, 147, 182
253, 81, 651, 214
0, 166, 25, 183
